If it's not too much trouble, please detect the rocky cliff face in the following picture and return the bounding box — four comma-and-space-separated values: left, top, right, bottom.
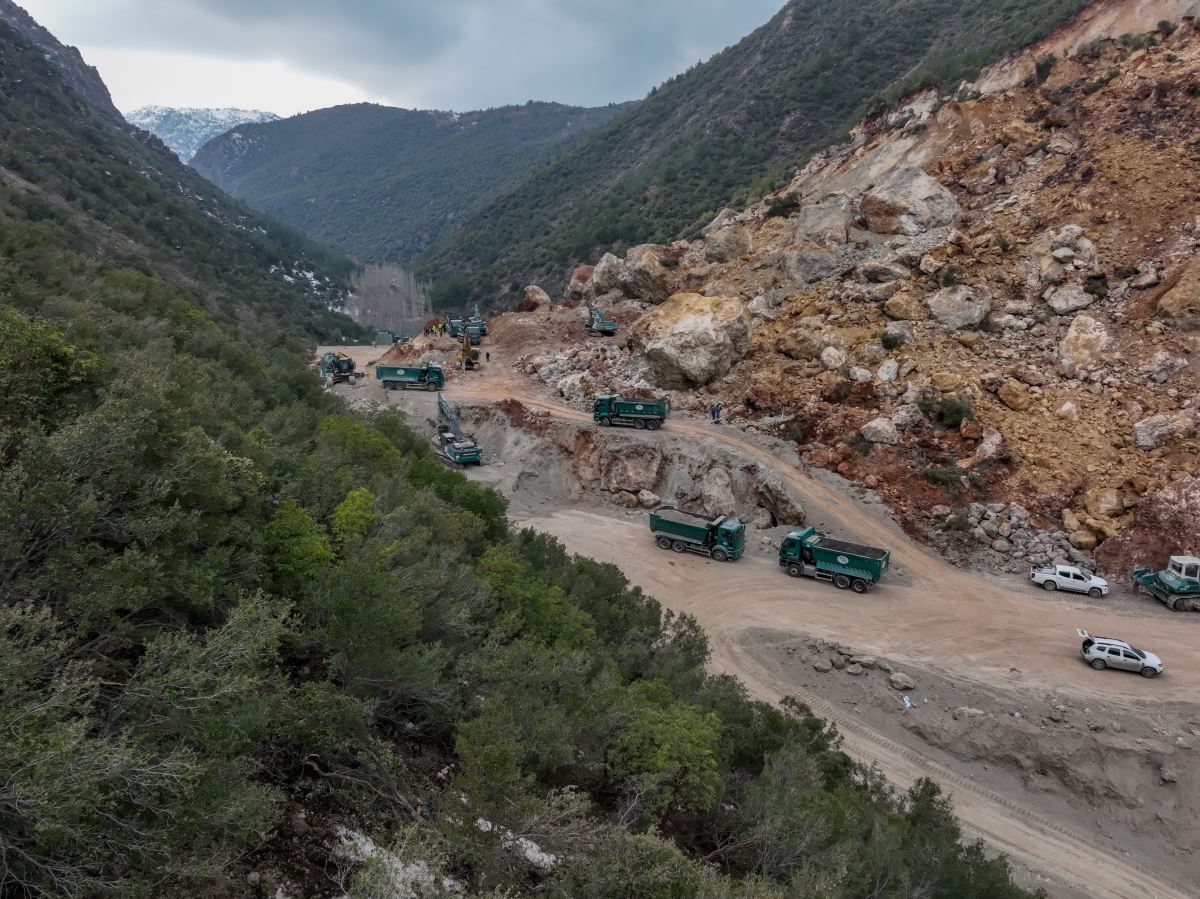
0, 0, 122, 121
525, 4, 1200, 574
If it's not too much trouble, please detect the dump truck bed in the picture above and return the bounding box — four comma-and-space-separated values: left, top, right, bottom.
812, 536, 889, 560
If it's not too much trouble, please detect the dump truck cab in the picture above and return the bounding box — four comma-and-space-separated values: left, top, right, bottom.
779, 526, 889, 592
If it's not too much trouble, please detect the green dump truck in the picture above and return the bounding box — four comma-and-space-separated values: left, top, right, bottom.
593, 394, 670, 430
376, 363, 445, 391
650, 507, 745, 562
779, 526, 890, 593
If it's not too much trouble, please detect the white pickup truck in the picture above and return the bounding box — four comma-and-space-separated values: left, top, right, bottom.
1030, 564, 1109, 597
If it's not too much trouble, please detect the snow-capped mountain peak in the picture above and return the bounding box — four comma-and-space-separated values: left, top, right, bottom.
126, 106, 281, 163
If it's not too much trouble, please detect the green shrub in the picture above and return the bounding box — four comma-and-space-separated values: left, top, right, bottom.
939, 265, 966, 288
924, 464, 964, 494
881, 330, 907, 351
1158, 19, 1178, 35
1084, 275, 1109, 299
766, 191, 801, 217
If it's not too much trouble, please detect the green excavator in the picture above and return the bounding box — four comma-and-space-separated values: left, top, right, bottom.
435, 393, 482, 466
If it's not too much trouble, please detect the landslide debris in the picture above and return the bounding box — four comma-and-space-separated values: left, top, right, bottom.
513, 10, 1200, 576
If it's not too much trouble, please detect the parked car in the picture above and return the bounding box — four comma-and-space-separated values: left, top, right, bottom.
1078, 629, 1163, 678
1031, 564, 1109, 597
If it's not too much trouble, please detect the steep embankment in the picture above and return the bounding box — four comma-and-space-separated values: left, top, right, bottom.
513, 4, 1200, 579
193, 101, 629, 265
416, 0, 1093, 303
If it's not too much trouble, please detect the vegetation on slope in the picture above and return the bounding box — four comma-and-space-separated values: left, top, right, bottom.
192, 101, 630, 266
417, 0, 1089, 306
0, 17, 1039, 899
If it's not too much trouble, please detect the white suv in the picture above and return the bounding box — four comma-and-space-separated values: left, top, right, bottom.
1079, 630, 1163, 678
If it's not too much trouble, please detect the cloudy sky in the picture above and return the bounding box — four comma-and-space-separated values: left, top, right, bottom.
21, 0, 785, 115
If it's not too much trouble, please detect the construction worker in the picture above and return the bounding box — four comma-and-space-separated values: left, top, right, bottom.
485, 351, 491, 364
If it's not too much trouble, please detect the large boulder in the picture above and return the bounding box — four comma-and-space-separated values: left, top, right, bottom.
926, 285, 991, 329
599, 444, 665, 494
633, 293, 751, 388
860, 417, 900, 445
519, 285, 552, 312
884, 291, 929, 321
1096, 477, 1200, 574
791, 193, 853, 246
777, 249, 840, 285
1057, 314, 1109, 376
621, 245, 678, 303
591, 253, 625, 294
565, 265, 595, 300
1131, 411, 1197, 450
1045, 283, 1095, 315
776, 330, 824, 361
705, 225, 753, 263
861, 167, 960, 235
1158, 254, 1200, 330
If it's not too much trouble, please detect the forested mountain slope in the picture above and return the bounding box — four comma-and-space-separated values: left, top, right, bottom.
0, 8, 1037, 898
417, 0, 1090, 305
192, 101, 629, 265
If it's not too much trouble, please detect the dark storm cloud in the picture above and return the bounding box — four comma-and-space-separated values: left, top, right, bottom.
48, 0, 785, 109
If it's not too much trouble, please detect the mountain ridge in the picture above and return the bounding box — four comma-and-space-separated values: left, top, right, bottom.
413, 0, 1093, 306
192, 99, 630, 265
127, 105, 281, 162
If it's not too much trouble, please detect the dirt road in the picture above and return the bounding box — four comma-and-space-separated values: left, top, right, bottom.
326, 346, 1200, 898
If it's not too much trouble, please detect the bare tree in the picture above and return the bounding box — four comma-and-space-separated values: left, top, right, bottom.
344, 264, 433, 337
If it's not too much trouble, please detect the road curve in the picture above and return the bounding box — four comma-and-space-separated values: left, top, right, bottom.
328, 350, 1199, 898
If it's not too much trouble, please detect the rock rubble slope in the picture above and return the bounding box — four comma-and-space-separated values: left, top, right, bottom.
517, 9, 1200, 577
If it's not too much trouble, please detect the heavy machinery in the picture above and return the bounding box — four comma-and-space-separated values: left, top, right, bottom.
593, 394, 669, 430
469, 306, 488, 337
461, 329, 481, 371
376, 362, 445, 391
435, 393, 482, 466
585, 305, 618, 336
778, 526, 890, 593
1131, 556, 1200, 611
449, 319, 483, 343
372, 329, 401, 347
649, 507, 745, 562
318, 351, 364, 387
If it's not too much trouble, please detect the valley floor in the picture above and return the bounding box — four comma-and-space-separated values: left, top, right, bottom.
325, 343, 1200, 899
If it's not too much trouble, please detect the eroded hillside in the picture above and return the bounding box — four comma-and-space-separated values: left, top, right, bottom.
513, 5, 1200, 576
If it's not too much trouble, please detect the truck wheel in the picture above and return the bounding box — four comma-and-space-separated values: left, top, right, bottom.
656, 536, 672, 550
634, 419, 647, 430
712, 549, 728, 562
426, 381, 438, 391
851, 579, 868, 594
600, 417, 612, 427
1042, 580, 1057, 591
672, 540, 686, 554
1140, 666, 1158, 679
787, 563, 803, 578
646, 419, 660, 431
1090, 658, 1106, 670
834, 574, 851, 590
1088, 587, 1102, 598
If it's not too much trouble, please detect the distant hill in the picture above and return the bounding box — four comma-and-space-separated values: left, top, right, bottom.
192, 101, 630, 265
126, 106, 280, 162
415, 0, 1089, 304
